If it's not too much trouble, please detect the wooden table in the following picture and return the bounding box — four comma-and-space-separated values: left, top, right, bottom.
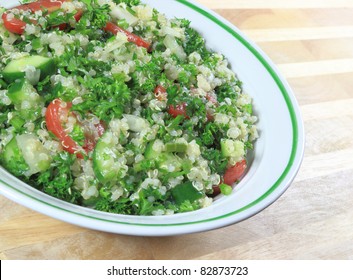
1, 0, 353, 260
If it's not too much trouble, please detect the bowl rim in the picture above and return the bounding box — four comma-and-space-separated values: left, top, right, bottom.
0, 0, 305, 235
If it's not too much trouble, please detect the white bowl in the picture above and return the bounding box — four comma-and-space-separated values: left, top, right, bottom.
0, 0, 304, 236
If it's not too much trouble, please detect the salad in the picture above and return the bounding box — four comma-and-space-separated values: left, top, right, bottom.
0, 0, 258, 215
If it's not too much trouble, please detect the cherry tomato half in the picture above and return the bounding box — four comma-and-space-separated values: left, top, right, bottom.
223, 159, 247, 186
168, 103, 189, 119
104, 21, 151, 50
45, 99, 104, 159
2, 0, 78, 34
211, 159, 247, 196
154, 85, 167, 101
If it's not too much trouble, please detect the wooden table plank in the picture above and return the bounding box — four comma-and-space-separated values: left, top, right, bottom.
3, 231, 155, 260
200, 0, 353, 9
244, 26, 353, 42
257, 39, 353, 65
288, 73, 353, 105
216, 9, 353, 29
278, 58, 353, 78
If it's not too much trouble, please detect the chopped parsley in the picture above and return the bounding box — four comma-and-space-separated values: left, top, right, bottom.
0, 0, 258, 216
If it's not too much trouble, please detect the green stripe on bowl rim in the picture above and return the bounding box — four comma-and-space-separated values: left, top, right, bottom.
0, 0, 300, 228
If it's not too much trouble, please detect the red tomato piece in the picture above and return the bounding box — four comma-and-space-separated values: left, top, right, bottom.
153, 85, 189, 119
104, 21, 151, 50
211, 185, 221, 197
45, 99, 84, 158
154, 85, 167, 101
205, 93, 218, 121
82, 121, 105, 153
205, 93, 218, 105
1, 13, 27, 34
154, 87, 216, 121
73, 9, 83, 22
2, 0, 79, 35
45, 99, 104, 159
206, 111, 214, 122
33, 0, 67, 11
223, 159, 247, 186
168, 103, 189, 119
210, 159, 247, 197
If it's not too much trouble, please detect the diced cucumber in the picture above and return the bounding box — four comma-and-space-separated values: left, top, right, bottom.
8, 78, 37, 104
1, 137, 29, 177
2, 55, 56, 84
220, 139, 245, 159
219, 183, 232, 195
144, 142, 155, 160
144, 140, 182, 172
144, 140, 164, 160
181, 158, 192, 173
171, 181, 203, 205
16, 134, 52, 176
1, 134, 51, 177
7, 79, 43, 120
93, 131, 124, 183
158, 153, 182, 172
8, 113, 26, 131
7, 79, 29, 103
165, 142, 188, 153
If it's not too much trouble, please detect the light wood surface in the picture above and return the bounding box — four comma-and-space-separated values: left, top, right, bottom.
1, 0, 353, 260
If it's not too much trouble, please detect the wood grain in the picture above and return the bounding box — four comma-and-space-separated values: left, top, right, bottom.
198, 0, 353, 9
244, 26, 353, 42
1, 0, 353, 260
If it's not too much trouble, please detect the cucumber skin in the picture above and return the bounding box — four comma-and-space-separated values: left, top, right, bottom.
2, 56, 56, 83
15, 134, 52, 176
8, 79, 33, 104
1, 137, 29, 177
157, 153, 182, 172
144, 141, 183, 171
7, 78, 44, 121
92, 140, 111, 184
221, 139, 245, 158
92, 133, 119, 184
144, 141, 159, 160
165, 142, 188, 153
